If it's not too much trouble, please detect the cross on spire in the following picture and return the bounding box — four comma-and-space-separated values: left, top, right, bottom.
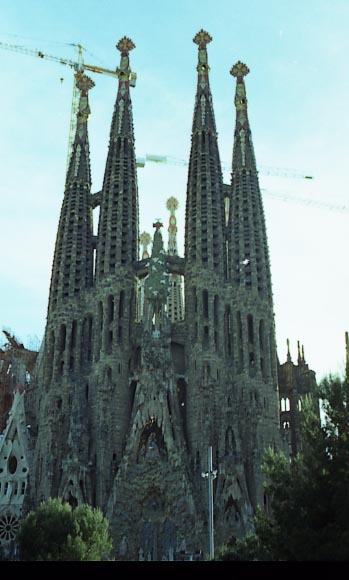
153, 220, 163, 231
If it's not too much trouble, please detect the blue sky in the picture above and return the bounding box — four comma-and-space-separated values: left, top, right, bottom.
1, 0, 349, 380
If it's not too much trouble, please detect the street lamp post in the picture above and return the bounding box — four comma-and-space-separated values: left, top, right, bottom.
201, 445, 217, 560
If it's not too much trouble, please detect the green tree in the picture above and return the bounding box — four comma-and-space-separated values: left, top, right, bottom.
17, 498, 113, 561
217, 374, 349, 561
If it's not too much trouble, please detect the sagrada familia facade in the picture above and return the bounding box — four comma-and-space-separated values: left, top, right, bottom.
0, 31, 318, 560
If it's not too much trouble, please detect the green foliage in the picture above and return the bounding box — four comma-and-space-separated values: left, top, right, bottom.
259, 376, 349, 561
17, 498, 113, 561
219, 375, 349, 561
215, 530, 271, 561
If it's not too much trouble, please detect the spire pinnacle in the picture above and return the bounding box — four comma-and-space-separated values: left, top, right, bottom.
74, 74, 95, 140
115, 36, 136, 92
166, 196, 179, 256
230, 61, 250, 79
193, 29, 212, 84
116, 36, 135, 54
95, 37, 138, 277
76, 73, 95, 93
166, 197, 184, 322
297, 341, 302, 365
193, 29, 212, 48
140, 232, 151, 260
230, 61, 250, 113
66, 73, 94, 185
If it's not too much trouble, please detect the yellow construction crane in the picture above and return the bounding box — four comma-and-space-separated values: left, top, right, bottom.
0, 41, 136, 168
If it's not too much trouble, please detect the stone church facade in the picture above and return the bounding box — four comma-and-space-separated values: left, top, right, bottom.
0, 31, 318, 560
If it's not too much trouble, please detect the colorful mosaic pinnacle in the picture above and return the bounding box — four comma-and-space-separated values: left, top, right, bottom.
193, 29, 212, 47
230, 61, 250, 78
76, 74, 95, 93
116, 36, 136, 54
166, 196, 179, 213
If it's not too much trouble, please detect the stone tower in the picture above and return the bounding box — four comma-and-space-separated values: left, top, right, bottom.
24, 32, 283, 560
278, 340, 318, 457
166, 197, 184, 323
31, 72, 96, 503
225, 60, 281, 509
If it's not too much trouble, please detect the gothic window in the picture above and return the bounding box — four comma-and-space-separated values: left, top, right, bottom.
95, 301, 103, 361
202, 289, 209, 319
0, 514, 20, 545
237, 311, 244, 372
8, 455, 17, 475
81, 316, 93, 361
203, 325, 209, 349
281, 398, 291, 412
106, 330, 113, 354
224, 306, 232, 356
106, 366, 112, 385
193, 287, 197, 313
247, 314, 254, 344
119, 290, 125, 319
259, 319, 267, 378
59, 324, 66, 352
47, 330, 55, 383
214, 295, 219, 324
108, 295, 115, 323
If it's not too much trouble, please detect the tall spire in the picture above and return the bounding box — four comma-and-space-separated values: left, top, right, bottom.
66, 74, 95, 185
140, 231, 151, 260
166, 197, 184, 322
48, 74, 95, 311
184, 30, 226, 275
95, 37, 139, 278
228, 62, 272, 299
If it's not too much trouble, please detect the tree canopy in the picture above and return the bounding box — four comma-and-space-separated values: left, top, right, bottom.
217, 374, 349, 561
17, 498, 113, 561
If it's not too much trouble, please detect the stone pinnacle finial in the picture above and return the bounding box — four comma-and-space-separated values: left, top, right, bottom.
116, 36, 136, 54
140, 231, 151, 260
230, 61, 250, 79
231, 61, 249, 113
297, 340, 302, 364
76, 74, 95, 94
166, 196, 179, 214
115, 36, 136, 89
167, 197, 178, 256
193, 29, 212, 47
74, 74, 94, 139
194, 30, 212, 80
